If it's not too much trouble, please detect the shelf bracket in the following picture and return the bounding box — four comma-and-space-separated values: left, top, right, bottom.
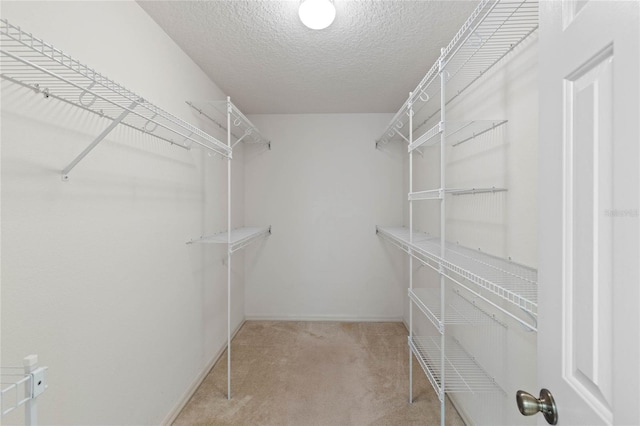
396, 131, 410, 145
231, 129, 252, 149
61, 100, 139, 180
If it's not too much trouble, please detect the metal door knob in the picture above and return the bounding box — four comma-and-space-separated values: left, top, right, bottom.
516, 388, 558, 425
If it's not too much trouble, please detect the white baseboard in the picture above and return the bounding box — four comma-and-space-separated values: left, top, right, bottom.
244, 314, 403, 322
161, 319, 246, 426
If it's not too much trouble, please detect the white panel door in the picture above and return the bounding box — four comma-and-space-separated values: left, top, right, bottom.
538, 1, 639, 425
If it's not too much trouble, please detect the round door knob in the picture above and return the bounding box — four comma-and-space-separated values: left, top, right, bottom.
516, 388, 558, 425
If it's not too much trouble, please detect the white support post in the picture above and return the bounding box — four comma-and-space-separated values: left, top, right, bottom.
439, 48, 446, 426
61, 100, 138, 180
408, 92, 414, 404
226, 96, 232, 401
23, 355, 37, 426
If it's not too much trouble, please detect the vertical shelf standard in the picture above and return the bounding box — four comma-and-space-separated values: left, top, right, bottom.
187, 97, 270, 400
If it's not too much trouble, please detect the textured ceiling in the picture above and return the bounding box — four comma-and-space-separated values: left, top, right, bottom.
138, 1, 479, 114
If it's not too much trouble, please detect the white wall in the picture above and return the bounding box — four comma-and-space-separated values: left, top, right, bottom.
243, 114, 405, 321
403, 36, 539, 425
1, 2, 243, 424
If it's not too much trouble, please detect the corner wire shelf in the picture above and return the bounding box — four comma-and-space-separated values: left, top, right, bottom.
376, 60, 440, 149
408, 187, 508, 201
0, 18, 231, 180
376, 0, 538, 147
377, 226, 537, 331
408, 335, 505, 400
187, 100, 270, 149
188, 226, 271, 253
1, 356, 47, 424
408, 119, 508, 152
409, 287, 507, 334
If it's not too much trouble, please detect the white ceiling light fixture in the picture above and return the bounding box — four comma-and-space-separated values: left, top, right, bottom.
298, 0, 336, 30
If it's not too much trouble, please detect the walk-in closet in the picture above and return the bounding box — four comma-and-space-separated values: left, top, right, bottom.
1, 1, 638, 425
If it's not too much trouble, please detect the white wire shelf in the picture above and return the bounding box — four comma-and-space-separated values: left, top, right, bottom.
1, 356, 47, 420
378, 0, 538, 146
409, 335, 504, 399
442, 0, 539, 105
408, 120, 508, 152
188, 226, 271, 253
187, 100, 270, 149
408, 187, 508, 201
410, 288, 506, 333
377, 226, 537, 328
0, 19, 231, 179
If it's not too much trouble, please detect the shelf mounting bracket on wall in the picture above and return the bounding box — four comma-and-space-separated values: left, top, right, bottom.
61, 100, 140, 181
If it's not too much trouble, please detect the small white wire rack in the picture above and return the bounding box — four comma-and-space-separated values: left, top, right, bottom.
186, 100, 270, 149
408, 120, 508, 152
1, 355, 48, 425
377, 226, 537, 330
0, 18, 231, 179
409, 335, 504, 399
188, 226, 271, 253
408, 187, 508, 201
376, 0, 538, 147
409, 287, 506, 333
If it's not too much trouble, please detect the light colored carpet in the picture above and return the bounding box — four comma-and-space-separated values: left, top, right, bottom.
173, 321, 464, 425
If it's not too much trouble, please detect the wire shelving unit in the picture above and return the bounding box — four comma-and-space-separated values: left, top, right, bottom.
187, 97, 270, 401
0, 18, 231, 180
375, 1, 538, 425
1, 355, 48, 425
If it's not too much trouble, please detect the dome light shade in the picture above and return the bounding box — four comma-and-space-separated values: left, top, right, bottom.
299, 0, 336, 30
